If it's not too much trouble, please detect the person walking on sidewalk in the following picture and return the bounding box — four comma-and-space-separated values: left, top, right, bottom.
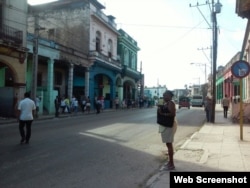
204, 96, 212, 122
222, 94, 230, 118
17, 92, 36, 144
157, 90, 177, 170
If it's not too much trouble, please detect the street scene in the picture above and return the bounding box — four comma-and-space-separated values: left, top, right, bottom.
1, 106, 205, 188
1, 105, 250, 188
1, 1, 250, 187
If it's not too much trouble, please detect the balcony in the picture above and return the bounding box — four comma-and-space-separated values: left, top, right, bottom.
88, 50, 121, 70
122, 65, 141, 80
0, 24, 23, 47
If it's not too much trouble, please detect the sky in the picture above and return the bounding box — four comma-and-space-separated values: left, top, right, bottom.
28, 0, 248, 90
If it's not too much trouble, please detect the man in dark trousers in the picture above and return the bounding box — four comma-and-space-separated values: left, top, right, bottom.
17, 92, 36, 144
222, 94, 230, 118
96, 97, 101, 114
54, 95, 60, 117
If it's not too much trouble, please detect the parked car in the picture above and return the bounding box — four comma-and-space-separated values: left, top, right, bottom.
178, 96, 190, 109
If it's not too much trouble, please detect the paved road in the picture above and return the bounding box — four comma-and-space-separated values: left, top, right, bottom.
0, 107, 205, 188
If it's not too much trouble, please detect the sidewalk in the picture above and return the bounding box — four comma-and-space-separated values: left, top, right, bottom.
0, 113, 72, 126
0, 110, 111, 126
145, 104, 250, 188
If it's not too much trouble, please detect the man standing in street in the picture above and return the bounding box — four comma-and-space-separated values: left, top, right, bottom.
35, 96, 41, 118
222, 94, 230, 118
17, 92, 36, 144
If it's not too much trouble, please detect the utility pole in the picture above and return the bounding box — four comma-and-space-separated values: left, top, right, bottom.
211, 0, 222, 123
197, 47, 212, 65
190, 1, 222, 123
31, 15, 45, 101
190, 62, 208, 84
31, 15, 39, 101
197, 47, 212, 94
211, 0, 216, 123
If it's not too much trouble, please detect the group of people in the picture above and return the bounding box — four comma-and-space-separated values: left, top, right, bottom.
54, 95, 92, 117
16, 90, 231, 172
16, 89, 178, 171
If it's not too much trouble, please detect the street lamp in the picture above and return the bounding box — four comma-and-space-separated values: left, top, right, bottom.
211, 0, 222, 123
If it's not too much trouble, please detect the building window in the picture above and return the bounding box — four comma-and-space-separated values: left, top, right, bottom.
131, 54, 136, 69
108, 39, 113, 58
96, 31, 101, 52
124, 48, 129, 66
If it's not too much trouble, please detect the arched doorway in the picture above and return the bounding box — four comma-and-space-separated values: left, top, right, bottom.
0, 62, 16, 117
94, 74, 113, 109
123, 80, 137, 108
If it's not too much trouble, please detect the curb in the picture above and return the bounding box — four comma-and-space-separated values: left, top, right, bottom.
144, 129, 200, 188
145, 171, 166, 188
144, 124, 210, 188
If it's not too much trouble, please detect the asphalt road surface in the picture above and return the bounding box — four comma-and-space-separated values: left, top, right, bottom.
0, 106, 205, 188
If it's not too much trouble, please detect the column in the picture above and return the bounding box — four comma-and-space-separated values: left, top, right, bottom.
85, 67, 90, 97
68, 63, 74, 99
47, 58, 54, 113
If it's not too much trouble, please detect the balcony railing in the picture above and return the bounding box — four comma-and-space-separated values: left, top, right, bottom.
88, 50, 121, 69
0, 24, 23, 46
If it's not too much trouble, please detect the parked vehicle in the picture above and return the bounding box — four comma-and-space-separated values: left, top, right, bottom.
178, 96, 190, 109
191, 95, 204, 107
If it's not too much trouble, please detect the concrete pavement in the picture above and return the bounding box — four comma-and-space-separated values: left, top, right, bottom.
145, 104, 250, 188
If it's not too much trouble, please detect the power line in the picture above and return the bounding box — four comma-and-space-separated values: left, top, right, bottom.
116, 23, 210, 30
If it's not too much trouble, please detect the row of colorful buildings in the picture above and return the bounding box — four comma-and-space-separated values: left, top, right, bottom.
0, 0, 144, 117
216, 0, 250, 106
2, 0, 250, 118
